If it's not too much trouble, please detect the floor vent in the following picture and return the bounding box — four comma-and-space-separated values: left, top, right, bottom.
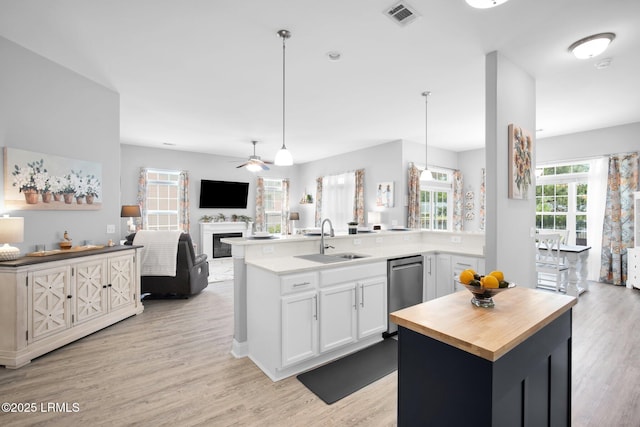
385, 1, 421, 27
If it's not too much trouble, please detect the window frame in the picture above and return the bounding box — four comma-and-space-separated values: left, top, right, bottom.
419, 167, 453, 231
144, 169, 182, 231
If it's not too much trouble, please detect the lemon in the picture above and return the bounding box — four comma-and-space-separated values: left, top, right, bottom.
459, 269, 475, 285
483, 275, 500, 289
489, 270, 504, 281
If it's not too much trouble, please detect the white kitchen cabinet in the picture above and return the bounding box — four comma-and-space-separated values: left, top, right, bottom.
357, 276, 387, 339
282, 290, 319, 366
319, 282, 356, 353
0, 246, 143, 369
247, 261, 386, 381
436, 254, 452, 298
451, 255, 483, 293
423, 254, 436, 301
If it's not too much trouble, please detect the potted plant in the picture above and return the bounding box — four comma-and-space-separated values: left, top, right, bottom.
11, 159, 47, 204
70, 170, 86, 204
200, 215, 214, 223
84, 174, 101, 204
60, 174, 76, 204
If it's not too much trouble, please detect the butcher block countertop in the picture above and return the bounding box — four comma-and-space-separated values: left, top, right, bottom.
390, 287, 577, 362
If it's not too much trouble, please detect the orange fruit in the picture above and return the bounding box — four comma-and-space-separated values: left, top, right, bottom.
489, 271, 504, 282
483, 275, 499, 289
459, 269, 475, 285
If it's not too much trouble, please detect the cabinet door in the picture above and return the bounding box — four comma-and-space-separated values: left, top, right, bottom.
75, 259, 108, 324
452, 256, 479, 293
436, 254, 453, 298
281, 291, 318, 367
358, 276, 387, 339
28, 266, 72, 342
108, 254, 135, 311
319, 282, 357, 353
424, 254, 436, 301
629, 248, 640, 288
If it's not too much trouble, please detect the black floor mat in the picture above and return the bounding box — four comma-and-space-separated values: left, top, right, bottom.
296, 338, 398, 404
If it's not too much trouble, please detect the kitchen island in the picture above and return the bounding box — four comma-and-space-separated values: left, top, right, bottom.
390, 287, 576, 426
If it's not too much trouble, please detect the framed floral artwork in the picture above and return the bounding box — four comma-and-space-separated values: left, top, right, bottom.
3, 147, 102, 210
508, 124, 533, 200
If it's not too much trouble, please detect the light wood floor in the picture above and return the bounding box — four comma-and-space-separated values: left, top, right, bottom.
1, 281, 639, 426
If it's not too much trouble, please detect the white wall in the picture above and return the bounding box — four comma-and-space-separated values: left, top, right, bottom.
485, 51, 537, 287
0, 36, 121, 253
536, 122, 640, 164
120, 143, 298, 250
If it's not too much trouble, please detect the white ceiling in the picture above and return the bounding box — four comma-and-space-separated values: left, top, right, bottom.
1, 0, 639, 164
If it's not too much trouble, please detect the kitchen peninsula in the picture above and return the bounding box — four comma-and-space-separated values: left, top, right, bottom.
390, 287, 576, 426
222, 229, 485, 380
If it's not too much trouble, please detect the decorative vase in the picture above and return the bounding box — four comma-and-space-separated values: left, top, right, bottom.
86, 195, 95, 204
54, 193, 63, 202
63, 193, 74, 204
76, 196, 85, 204
41, 191, 52, 203
23, 189, 39, 204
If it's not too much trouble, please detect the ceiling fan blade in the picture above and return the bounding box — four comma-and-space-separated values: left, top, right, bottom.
263, 160, 274, 165
261, 164, 270, 171
236, 162, 249, 168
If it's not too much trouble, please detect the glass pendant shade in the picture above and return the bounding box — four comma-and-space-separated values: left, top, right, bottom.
420, 168, 434, 181
274, 147, 293, 166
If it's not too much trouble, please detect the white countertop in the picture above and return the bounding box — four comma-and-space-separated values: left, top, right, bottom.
236, 237, 484, 275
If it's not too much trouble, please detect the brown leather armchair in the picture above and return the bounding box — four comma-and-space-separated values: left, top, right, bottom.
125, 233, 209, 297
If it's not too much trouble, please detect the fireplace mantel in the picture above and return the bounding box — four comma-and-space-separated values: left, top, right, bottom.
200, 222, 251, 260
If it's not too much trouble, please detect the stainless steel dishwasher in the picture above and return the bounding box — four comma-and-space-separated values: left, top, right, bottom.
386, 255, 424, 335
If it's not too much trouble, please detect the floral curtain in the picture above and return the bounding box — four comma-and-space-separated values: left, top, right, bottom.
479, 168, 486, 231
407, 162, 420, 229
255, 177, 265, 232
282, 178, 291, 235
179, 171, 190, 233
354, 169, 365, 225
315, 176, 323, 227
136, 168, 147, 231
599, 152, 639, 286
452, 169, 463, 231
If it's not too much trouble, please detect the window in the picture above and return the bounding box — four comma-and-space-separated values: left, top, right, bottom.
535, 162, 589, 245
263, 178, 284, 234
322, 172, 356, 231
420, 169, 453, 230
144, 169, 181, 231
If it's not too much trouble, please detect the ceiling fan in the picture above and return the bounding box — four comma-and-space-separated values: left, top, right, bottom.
237, 140, 272, 172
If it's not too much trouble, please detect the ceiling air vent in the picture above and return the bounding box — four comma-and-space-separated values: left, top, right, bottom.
385, 1, 421, 27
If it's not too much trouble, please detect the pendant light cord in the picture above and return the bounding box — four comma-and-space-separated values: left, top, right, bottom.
423, 91, 431, 169
281, 34, 287, 150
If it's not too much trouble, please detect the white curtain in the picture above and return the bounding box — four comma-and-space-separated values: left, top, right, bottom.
322, 172, 356, 232
586, 157, 608, 281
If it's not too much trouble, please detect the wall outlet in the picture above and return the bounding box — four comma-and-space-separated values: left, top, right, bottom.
262, 245, 274, 254
376, 237, 384, 244
106, 224, 116, 234
353, 238, 362, 245
450, 235, 462, 243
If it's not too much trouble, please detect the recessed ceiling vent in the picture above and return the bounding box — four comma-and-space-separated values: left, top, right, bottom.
385, 1, 421, 27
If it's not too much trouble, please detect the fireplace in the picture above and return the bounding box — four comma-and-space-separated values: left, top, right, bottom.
200, 221, 251, 261
213, 232, 242, 258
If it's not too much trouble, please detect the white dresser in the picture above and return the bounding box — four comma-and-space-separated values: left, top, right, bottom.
0, 245, 143, 368
630, 192, 640, 289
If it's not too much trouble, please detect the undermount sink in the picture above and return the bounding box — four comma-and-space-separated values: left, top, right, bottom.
295, 252, 370, 264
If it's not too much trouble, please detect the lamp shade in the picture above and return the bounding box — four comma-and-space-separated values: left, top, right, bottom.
289, 212, 300, 221
120, 205, 141, 218
368, 211, 381, 224
0, 216, 24, 243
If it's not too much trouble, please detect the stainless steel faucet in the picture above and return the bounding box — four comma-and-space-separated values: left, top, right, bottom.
320, 218, 335, 254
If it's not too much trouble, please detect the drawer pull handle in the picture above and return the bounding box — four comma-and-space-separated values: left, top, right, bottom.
293, 281, 310, 287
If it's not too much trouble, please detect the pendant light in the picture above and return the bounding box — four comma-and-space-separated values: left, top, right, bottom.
420, 91, 433, 181
274, 29, 294, 166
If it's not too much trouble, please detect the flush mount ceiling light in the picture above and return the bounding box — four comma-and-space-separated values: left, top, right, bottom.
465, 0, 510, 9
327, 51, 342, 61
420, 91, 433, 182
569, 32, 615, 59
274, 29, 294, 166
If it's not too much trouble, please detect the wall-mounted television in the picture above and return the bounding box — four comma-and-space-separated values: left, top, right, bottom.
199, 180, 249, 209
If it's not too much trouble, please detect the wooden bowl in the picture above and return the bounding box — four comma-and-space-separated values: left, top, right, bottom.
59, 241, 72, 250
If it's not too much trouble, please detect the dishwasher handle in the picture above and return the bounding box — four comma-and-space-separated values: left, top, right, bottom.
391, 262, 423, 272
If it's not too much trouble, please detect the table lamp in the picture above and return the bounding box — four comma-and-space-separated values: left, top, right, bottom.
0, 215, 24, 260
368, 211, 382, 230
120, 205, 141, 234
289, 211, 300, 235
